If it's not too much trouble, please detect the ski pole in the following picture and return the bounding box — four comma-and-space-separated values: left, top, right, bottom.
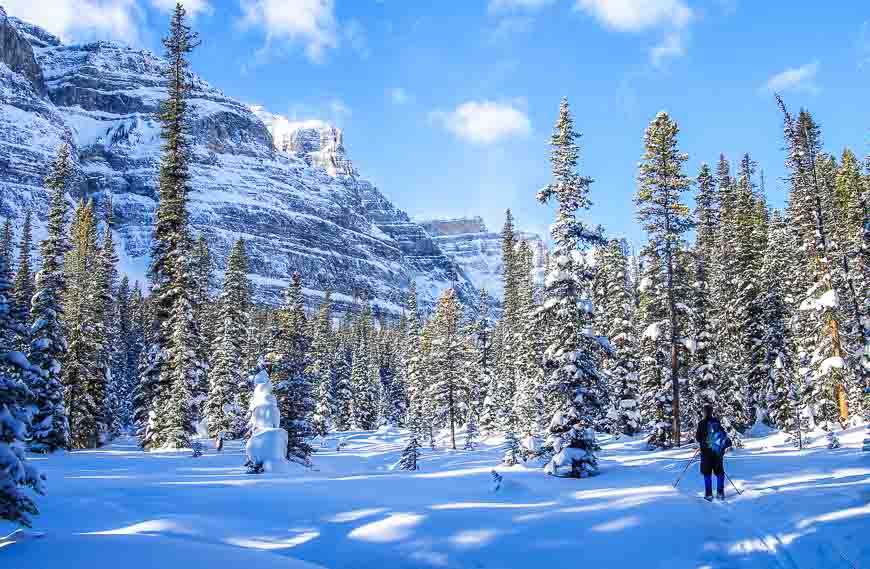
673, 449, 700, 488
724, 471, 743, 495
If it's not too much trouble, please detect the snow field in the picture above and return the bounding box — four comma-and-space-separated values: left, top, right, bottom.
2, 425, 868, 569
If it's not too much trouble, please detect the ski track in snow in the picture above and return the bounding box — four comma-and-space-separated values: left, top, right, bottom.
1, 426, 868, 569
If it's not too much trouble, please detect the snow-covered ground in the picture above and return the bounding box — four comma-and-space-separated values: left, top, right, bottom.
2, 426, 868, 569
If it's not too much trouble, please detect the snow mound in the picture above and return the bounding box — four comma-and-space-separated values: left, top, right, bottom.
245, 369, 291, 473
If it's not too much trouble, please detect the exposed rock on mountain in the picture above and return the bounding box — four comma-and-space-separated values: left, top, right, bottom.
0, 9, 475, 315
417, 216, 548, 299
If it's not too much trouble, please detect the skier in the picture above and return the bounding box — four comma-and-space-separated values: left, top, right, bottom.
695, 404, 732, 501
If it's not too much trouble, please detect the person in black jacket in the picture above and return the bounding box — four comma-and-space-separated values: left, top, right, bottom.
695, 404, 727, 501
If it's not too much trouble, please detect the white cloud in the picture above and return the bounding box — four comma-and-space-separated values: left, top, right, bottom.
487, 16, 535, 43
760, 62, 821, 95
429, 100, 531, 145
649, 31, 685, 66
151, 0, 212, 18
387, 87, 411, 105
488, 0, 554, 11
573, 0, 692, 66
3, 0, 143, 44
239, 0, 339, 62
573, 0, 691, 32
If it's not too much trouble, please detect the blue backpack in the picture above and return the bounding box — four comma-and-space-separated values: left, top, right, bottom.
707, 419, 732, 456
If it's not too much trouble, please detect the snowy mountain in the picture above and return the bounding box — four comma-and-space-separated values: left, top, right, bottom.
416, 216, 548, 298
0, 7, 475, 315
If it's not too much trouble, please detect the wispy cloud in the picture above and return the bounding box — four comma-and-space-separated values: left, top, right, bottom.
387, 87, 412, 105
573, 0, 693, 67
487, 16, 535, 44
488, 0, 554, 12
2, 0, 144, 44
760, 62, 821, 95
429, 100, 531, 144
151, 0, 212, 18
239, 0, 339, 63
328, 98, 351, 117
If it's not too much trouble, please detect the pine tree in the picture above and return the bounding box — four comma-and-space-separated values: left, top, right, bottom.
512, 242, 546, 439
270, 273, 314, 461
96, 211, 121, 442
476, 290, 501, 436
349, 299, 379, 430
763, 211, 801, 432
833, 149, 869, 419
689, 164, 720, 415
777, 97, 850, 427
146, 4, 204, 449
206, 239, 251, 440
398, 434, 420, 471
190, 234, 214, 405
537, 98, 605, 478
309, 289, 335, 438
11, 210, 34, 352
62, 200, 103, 448
599, 239, 642, 436
332, 312, 354, 431
634, 111, 694, 448
403, 282, 427, 435
28, 143, 72, 453
0, 245, 46, 526
427, 288, 466, 450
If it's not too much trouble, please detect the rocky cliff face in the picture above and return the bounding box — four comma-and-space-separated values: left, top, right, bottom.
0, 9, 474, 315
417, 216, 548, 299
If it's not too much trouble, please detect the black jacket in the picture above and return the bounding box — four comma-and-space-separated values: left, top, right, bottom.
695, 417, 712, 449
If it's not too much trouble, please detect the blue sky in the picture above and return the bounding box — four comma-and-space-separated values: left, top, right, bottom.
8, 0, 870, 242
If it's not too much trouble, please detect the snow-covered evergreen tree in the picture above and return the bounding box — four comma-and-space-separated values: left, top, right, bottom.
427, 288, 466, 449
512, 241, 546, 439
96, 212, 121, 442
145, 4, 205, 449
63, 199, 102, 448
599, 239, 642, 436
332, 312, 354, 431
0, 247, 46, 526
537, 98, 605, 478
398, 434, 420, 471
205, 239, 250, 439
763, 211, 801, 432
28, 143, 72, 453
777, 97, 851, 427
12, 210, 34, 352
270, 273, 314, 461
402, 282, 427, 435
634, 111, 694, 448
309, 289, 335, 438
689, 164, 720, 415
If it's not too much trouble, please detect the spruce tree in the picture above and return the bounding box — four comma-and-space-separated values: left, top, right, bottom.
689, 164, 720, 415
634, 111, 693, 447
398, 435, 420, 471
600, 239, 642, 436
62, 200, 102, 448
0, 246, 46, 526
28, 144, 72, 452
777, 97, 850, 427
512, 242, 545, 439
12, 210, 34, 352
427, 288, 466, 450
96, 212, 121, 442
402, 282, 426, 434
537, 98, 605, 477
309, 289, 335, 438
205, 239, 251, 439
332, 313, 354, 431
270, 273, 314, 461
146, 4, 204, 449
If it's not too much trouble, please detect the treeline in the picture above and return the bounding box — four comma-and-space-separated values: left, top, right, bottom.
2, 3, 868, 528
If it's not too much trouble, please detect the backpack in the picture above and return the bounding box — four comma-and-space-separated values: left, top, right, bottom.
706, 419, 732, 456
